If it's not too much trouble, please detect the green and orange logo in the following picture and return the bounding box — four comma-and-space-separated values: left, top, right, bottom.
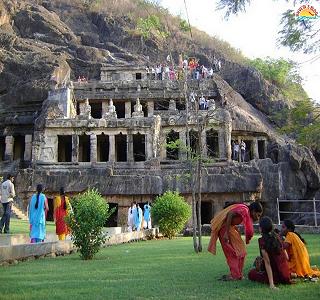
296, 4, 319, 20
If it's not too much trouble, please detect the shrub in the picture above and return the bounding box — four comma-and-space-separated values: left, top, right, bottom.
152, 191, 191, 239
66, 189, 114, 260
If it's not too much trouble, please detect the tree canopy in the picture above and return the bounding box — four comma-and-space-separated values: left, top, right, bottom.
217, 0, 320, 54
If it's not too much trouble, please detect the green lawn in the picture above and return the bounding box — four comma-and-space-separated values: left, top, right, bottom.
0, 235, 319, 299
9, 219, 56, 234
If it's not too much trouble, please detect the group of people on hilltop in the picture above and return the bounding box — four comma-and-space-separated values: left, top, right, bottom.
127, 202, 152, 232
145, 54, 222, 82
0, 175, 70, 243
208, 202, 320, 289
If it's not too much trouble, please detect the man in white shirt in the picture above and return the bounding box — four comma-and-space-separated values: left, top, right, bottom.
0, 174, 15, 234
240, 140, 246, 162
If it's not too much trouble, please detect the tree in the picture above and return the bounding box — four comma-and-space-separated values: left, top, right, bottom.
66, 189, 115, 260
151, 191, 191, 239
217, 0, 320, 54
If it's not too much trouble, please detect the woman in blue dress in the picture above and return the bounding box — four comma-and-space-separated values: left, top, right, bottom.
29, 184, 48, 243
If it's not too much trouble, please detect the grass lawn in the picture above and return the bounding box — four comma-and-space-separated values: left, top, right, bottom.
0, 235, 319, 299
8, 219, 56, 234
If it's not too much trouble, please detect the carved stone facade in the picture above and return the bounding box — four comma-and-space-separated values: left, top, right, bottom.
0, 65, 271, 226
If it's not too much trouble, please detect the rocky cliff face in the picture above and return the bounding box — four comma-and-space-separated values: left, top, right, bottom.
0, 0, 319, 222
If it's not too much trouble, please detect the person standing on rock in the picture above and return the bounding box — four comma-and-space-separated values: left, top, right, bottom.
54, 187, 70, 240
0, 174, 16, 234
240, 140, 246, 162
208, 202, 263, 280
29, 184, 49, 243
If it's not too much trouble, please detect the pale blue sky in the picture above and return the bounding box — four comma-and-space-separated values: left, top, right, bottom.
159, 0, 320, 102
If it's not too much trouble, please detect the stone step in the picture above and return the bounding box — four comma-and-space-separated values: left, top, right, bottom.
11, 204, 28, 221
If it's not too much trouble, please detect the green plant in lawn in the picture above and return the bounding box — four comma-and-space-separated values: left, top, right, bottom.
152, 191, 191, 239
66, 189, 114, 260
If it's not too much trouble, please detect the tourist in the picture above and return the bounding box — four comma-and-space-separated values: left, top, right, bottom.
29, 184, 49, 243
54, 187, 70, 240
240, 140, 246, 162
248, 217, 291, 288
143, 202, 152, 229
133, 203, 143, 232
199, 95, 206, 110
281, 219, 320, 278
127, 202, 135, 232
0, 174, 15, 234
208, 202, 263, 280
233, 141, 239, 161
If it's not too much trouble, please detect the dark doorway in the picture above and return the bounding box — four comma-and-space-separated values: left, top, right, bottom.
166, 130, 179, 160
115, 133, 127, 162
133, 133, 146, 161
176, 99, 186, 110
189, 130, 199, 158
97, 134, 109, 162
46, 198, 54, 221
243, 140, 253, 162
0, 137, 5, 161
58, 135, 72, 162
105, 203, 118, 227
206, 130, 219, 158
89, 101, 102, 119
201, 202, 214, 224
114, 101, 125, 118
79, 135, 90, 162
136, 73, 142, 80
258, 140, 266, 159
13, 135, 25, 161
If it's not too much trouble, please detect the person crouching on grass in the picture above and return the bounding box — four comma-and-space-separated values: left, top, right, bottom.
248, 216, 291, 289
208, 202, 263, 281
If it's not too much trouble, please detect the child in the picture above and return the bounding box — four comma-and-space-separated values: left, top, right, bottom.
248, 217, 291, 289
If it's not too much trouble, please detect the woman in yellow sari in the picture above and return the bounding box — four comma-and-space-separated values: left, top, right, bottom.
281, 219, 320, 278
54, 187, 70, 240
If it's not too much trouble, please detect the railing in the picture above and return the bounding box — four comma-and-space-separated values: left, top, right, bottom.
276, 198, 320, 227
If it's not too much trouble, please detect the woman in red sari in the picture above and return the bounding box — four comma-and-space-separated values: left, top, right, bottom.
54, 187, 70, 240
248, 216, 291, 289
208, 202, 263, 280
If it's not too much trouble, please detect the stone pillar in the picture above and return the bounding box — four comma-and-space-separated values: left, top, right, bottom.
147, 101, 154, 117
4, 135, 13, 161
179, 129, 187, 160
201, 130, 207, 158
218, 128, 232, 160
160, 134, 167, 160
127, 134, 133, 162
72, 134, 79, 163
24, 135, 33, 161
146, 134, 153, 160
109, 134, 115, 162
90, 134, 97, 163
252, 138, 259, 159
125, 101, 131, 118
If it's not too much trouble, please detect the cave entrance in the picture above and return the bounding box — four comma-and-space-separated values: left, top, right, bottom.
166, 130, 179, 160
58, 135, 72, 162
133, 133, 146, 162
97, 134, 109, 162
258, 140, 266, 159
13, 135, 25, 161
114, 101, 125, 118
105, 203, 118, 227
89, 101, 102, 119
201, 201, 214, 225
79, 135, 90, 162
0, 137, 5, 161
115, 133, 127, 162
206, 129, 219, 159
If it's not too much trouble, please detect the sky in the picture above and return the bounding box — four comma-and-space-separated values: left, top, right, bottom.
159, 0, 320, 103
